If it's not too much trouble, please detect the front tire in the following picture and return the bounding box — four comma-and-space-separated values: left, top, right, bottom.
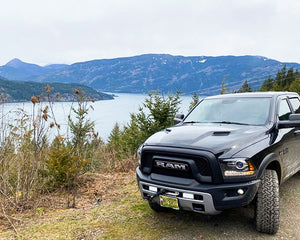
148, 200, 165, 212
255, 169, 280, 234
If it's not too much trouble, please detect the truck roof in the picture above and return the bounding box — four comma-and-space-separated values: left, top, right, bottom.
206, 91, 299, 99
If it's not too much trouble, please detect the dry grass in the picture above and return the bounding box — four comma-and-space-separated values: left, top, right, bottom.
0, 172, 299, 240
0, 170, 166, 240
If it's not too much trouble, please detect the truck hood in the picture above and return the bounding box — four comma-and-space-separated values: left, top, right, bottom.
144, 123, 269, 158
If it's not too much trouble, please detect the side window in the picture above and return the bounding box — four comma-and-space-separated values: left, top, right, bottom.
278, 99, 292, 121
289, 98, 300, 114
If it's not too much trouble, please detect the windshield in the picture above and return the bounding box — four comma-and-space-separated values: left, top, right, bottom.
184, 97, 272, 125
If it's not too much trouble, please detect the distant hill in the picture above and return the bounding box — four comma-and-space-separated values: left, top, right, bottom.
0, 58, 68, 80
1, 54, 300, 95
0, 76, 113, 102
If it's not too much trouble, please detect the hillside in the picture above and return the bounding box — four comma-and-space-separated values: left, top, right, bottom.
0, 76, 113, 102
1, 54, 300, 95
0, 58, 68, 80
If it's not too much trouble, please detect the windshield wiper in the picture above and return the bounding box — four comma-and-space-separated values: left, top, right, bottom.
211, 121, 250, 125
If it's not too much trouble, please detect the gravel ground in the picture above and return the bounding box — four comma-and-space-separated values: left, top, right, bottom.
161, 172, 300, 240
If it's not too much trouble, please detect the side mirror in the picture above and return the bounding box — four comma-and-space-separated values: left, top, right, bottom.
289, 114, 300, 121
174, 113, 184, 124
278, 114, 300, 128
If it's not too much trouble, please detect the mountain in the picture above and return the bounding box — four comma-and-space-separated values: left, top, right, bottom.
0, 58, 68, 80
44, 64, 69, 71
0, 76, 113, 102
2, 54, 300, 95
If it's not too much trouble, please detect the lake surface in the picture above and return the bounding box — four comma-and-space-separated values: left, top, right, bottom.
1, 93, 194, 141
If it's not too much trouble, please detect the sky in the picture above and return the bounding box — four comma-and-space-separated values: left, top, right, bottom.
0, 0, 300, 66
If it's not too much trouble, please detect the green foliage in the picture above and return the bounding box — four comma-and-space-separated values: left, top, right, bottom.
0, 106, 50, 208
138, 91, 181, 136
108, 91, 181, 158
220, 80, 228, 94
259, 66, 300, 93
108, 123, 132, 160
260, 77, 274, 91
0, 76, 113, 102
108, 123, 122, 149
285, 67, 296, 87
59, 90, 96, 207
289, 77, 300, 93
238, 80, 252, 93
69, 91, 95, 152
46, 136, 78, 188
275, 66, 287, 89
0, 87, 100, 210
189, 92, 199, 111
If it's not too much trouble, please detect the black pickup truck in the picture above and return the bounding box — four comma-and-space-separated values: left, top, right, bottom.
136, 92, 300, 234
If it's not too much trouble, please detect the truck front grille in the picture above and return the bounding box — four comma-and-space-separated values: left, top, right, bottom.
152, 161, 193, 178
142, 151, 212, 179
194, 158, 212, 176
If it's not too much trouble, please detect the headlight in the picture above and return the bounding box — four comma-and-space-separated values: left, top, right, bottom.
137, 145, 143, 165
220, 158, 255, 177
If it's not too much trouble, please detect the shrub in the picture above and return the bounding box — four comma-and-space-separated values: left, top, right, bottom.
108, 91, 181, 159
46, 136, 77, 189
45, 89, 96, 207
189, 92, 199, 111
0, 102, 49, 210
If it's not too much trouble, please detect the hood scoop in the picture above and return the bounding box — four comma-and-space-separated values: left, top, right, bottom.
213, 131, 230, 136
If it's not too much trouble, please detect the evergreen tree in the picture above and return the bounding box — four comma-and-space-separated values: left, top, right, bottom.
259, 66, 300, 93
136, 91, 181, 139
289, 77, 300, 94
220, 80, 228, 94
108, 123, 122, 150
108, 91, 182, 156
285, 68, 296, 89
238, 80, 252, 93
189, 92, 199, 111
274, 65, 287, 88
260, 77, 274, 91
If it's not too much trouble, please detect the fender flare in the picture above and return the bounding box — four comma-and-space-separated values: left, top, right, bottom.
256, 153, 282, 183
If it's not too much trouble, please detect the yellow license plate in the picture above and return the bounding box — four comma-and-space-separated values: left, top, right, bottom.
159, 195, 179, 210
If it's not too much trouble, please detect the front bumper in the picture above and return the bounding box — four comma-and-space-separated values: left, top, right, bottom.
136, 167, 260, 214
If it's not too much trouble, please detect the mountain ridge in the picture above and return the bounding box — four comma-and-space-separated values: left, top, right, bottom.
0, 76, 113, 102
1, 54, 300, 95
0, 58, 69, 80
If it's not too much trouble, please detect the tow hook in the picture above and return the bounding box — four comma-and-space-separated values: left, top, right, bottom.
149, 189, 167, 202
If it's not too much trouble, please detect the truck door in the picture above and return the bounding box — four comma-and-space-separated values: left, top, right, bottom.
276, 98, 295, 180
287, 97, 300, 173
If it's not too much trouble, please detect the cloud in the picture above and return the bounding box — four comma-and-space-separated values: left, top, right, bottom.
0, 0, 299, 65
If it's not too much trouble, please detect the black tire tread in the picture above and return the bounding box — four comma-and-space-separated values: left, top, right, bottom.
255, 169, 280, 234
148, 200, 165, 212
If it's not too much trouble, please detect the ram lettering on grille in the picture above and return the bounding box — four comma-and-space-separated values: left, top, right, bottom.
155, 160, 189, 171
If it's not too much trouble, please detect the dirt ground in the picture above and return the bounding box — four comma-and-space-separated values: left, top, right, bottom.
0, 171, 299, 240
161, 172, 300, 240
